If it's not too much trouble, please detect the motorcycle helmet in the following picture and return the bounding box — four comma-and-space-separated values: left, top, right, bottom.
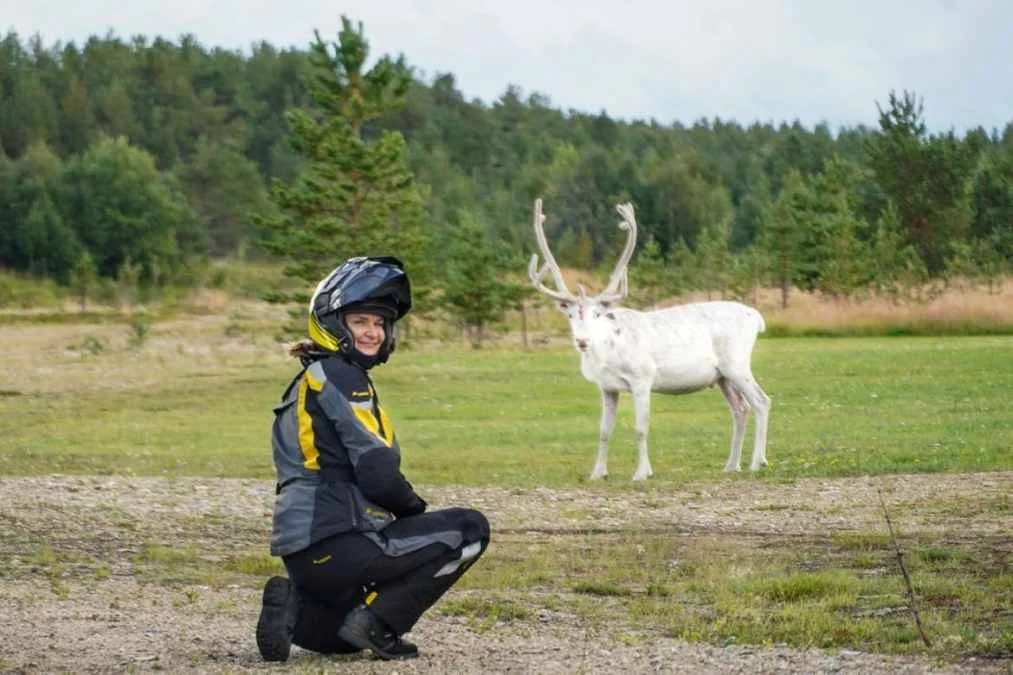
307, 256, 412, 367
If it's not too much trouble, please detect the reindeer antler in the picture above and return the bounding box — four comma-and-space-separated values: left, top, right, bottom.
596, 202, 638, 303
528, 198, 576, 302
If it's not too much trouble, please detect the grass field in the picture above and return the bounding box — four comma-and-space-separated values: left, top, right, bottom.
0, 315, 1009, 483
0, 310, 1011, 664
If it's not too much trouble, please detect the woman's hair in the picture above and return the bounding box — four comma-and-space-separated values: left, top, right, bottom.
287, 339, 330, 364
287, 339, 315, 357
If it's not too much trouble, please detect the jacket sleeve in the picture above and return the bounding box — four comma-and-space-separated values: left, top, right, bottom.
351, 443, 427, 518
305, 361, 426, 517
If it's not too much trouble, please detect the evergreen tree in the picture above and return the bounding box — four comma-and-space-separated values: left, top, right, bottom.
666, 236, 697, 296
181, 136, 271, 256
802, 157, 869, 300
70, 250, 98, 309
867, 201, 928, 301
866, 91, 977, 273
19, 193, 79, 280
629, 235, 666, 307
761, 170, 809, 308
442, 212, 514, 348
58, 75, 93, 155
727, 246, 766, 306
93, 79, 141, 141
969, 149, 1013, 263
695, 217, 733, 299
814, 201, 867, 301
259, 17, 430, 314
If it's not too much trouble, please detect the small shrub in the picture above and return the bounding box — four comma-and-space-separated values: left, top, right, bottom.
128, 315, 152, 349
750, 572, 856, 603
439, 596, 532, 622
69, 335, 105, 355
572, 580, 633, 597
221, 553, 282, 576
917, 547, 959, 563
831, 532, 892, 550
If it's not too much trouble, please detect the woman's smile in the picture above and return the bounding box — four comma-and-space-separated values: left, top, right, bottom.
344, 312, 386, 356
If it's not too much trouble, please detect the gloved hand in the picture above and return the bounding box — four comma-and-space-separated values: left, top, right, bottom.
399, 495, 426, 517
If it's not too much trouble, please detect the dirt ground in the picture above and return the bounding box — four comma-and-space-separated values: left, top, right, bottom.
1, 471, 1010, 674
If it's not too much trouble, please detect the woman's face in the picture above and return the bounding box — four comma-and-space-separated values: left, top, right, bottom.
344, 312, 386, 356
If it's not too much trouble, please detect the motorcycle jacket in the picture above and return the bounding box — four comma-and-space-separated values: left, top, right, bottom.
270, 354, 426, 557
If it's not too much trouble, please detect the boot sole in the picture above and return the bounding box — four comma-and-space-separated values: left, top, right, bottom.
338, 621, 418, 660
256, 577, 294, 662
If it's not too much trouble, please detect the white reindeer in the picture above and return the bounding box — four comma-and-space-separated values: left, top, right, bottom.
528, 198, 771, 481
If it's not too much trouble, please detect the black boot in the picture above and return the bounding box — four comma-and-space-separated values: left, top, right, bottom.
337, 606, 419, 660
256, 576, 300, 662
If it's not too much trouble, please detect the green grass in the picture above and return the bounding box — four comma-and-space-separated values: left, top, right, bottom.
438, 594, 534, 631
1, 335, 1008, 483
453, 530, 1013, 658
127, 541, 283, 588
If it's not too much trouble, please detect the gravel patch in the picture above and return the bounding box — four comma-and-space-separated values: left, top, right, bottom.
1, 472, 1009, 673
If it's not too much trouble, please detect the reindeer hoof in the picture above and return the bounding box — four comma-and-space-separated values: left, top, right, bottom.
724, 464, 742, 473
590, 472, 607, 481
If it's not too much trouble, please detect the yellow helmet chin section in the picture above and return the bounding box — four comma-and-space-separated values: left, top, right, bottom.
308, 313, 340, 352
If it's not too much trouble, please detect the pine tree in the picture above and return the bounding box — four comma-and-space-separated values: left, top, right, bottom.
866, 91, 977, 274
259, 16, 430, 317
70, 250, 97, 310
801, 158, 870, 300
442, 212, 513, 348
867, 201, 925, 300
761, 170, 809, 308
727, 246, 766, 306
695, 217, 732, 299
666, 236, 697, 296
629, 235, 666, 307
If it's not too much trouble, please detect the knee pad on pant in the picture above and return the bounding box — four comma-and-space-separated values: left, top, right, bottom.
457, 508, 490, 544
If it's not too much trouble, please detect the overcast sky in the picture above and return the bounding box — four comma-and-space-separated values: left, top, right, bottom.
6, 0, 1011, 134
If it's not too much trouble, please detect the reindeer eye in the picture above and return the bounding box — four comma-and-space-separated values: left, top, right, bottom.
558, 301, 570, 310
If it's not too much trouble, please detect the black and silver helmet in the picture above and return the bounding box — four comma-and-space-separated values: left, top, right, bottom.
308, 256, 412, 367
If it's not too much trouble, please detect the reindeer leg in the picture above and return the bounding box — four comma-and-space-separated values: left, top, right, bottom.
631, 386, 653, 481
718, 377, 749, 472
748, 379, 771, 471
591, 389, 619, 480
727, 370, 771, 471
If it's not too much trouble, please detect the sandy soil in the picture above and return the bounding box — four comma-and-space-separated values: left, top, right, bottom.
1, 472, 1010, 674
